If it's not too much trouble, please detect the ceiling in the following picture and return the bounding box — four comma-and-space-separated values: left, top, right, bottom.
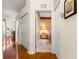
3, 0, 26, 12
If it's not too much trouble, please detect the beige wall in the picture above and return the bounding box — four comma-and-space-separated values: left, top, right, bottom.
39, 19, 51, 39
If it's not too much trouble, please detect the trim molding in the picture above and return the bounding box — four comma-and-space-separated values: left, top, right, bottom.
27, 50, 36, 54
20, 44, 27, 51
51, 51, 56, 54
20, 13, 28, 19
54, 0, 60, 11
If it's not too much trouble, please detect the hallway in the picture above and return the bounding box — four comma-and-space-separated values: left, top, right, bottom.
2, 0, 77, 59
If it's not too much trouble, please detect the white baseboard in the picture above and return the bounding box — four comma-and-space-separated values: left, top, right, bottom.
36, 50, 51, 52
27, 50, 36, 54
51, 50, 56, 54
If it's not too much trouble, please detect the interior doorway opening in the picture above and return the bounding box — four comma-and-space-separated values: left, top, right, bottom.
35, 11, 52, 52
2, 18, 16, 59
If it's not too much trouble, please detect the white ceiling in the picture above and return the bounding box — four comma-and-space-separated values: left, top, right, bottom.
3, 0, 26, 12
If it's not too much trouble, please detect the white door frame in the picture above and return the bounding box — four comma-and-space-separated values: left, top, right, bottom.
35, 10, 53, 53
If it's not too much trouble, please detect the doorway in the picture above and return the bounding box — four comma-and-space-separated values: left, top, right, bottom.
35, 11, 52, 52
2, 19, 16, 59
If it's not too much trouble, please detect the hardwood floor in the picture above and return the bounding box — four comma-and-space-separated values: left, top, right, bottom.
3, 42, 16, 59
18, 45, 57, 59
3, 37, 57, 59
3, 36, 16, 59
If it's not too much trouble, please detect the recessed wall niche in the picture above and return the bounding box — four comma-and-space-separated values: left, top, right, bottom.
39, 18, 51, 40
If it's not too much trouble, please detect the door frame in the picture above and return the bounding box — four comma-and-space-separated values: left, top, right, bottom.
35, 10, 53, 52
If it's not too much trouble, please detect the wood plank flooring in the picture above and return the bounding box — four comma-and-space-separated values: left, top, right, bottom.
3, 46, 16, 59
3, 37, 57, 59
18, 45, 57, 59
3, 37, 16, 59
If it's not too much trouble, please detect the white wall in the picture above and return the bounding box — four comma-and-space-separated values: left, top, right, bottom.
53, 0, 77, 59
18, 14, 29, 49
16, 6, 29, 49
52, 2, 61, 59
28, 0, 54, 54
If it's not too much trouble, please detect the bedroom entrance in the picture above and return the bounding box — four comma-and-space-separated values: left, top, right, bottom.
35, 11, 52, 52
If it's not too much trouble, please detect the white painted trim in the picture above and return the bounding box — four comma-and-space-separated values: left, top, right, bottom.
51, 50, 56, 54
27, 50, 36, 54
16, 6, 27, 20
